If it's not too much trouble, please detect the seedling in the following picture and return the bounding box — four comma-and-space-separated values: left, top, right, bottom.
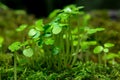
93, 42, 115, 66
9, 5, 105, 72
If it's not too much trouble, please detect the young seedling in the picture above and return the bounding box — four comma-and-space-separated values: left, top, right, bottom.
93, 42, 115, 66
8, 40, 33, 80
8, 42, 21, 80
9, 5, 106, 72
104, 52, 119, 66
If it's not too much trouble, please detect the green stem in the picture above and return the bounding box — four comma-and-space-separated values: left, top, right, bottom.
71, 15, 81, 66
0, 68, 1, 80
98, 54, 101, 64
14, 52, 17, 80
104, 52, 107, 67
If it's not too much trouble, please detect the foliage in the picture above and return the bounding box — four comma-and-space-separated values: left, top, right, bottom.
0, 3, 120, 80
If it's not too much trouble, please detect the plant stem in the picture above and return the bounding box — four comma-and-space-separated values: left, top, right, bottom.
14, 52, 17, 80
104, 53, 107, 67
0, 70, 1, 80
71, 15, 81, 66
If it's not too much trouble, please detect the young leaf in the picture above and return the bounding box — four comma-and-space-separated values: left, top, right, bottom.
28, 29, 37, 37
23, 47, 33, 57
52, 23, 62, 34
103, 48, 109, 53
86, 28, 104, 34
104, 43, 115, 48
87, 29, 97, 34
104, 53, 119, 60
45, 38, 54, 45
80, 41, 89, 50
8, 42, 21, 52
95, 28, 105, 31
35, 19, 44, 31
52, 47, 60, 55
16, 24, 27, 32
63, 7, 72, 13
28, 29, 40, 38
93, 46, 103, 54
49, 9, 61, 18
88, 41, 97, 45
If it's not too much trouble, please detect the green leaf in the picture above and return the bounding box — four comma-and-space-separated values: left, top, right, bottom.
87, 28, 104, 34
16, 24, 27, 32
35, 19, 44, 31
73, 41, 78, 46
52, 47, 60, 55
45, 38, 54, 45
93, 46, 103, 54
52, 23, 62, 34
95, 28, 105, 31
44, 33, 52, 37
103, 48, 109, 53
80, 41, 89, 50
104, 53, 119, 60
8, 42, 21, 52
58, 13, 69, 22
28, 29, 40, 38
49, 9, 61, 18
23, 47, 33, 57
0, 2, 8, 10
87, 29, 97, 34
88, 41, 97, 45
104, 43, 114, 48
63, 7, 72, 12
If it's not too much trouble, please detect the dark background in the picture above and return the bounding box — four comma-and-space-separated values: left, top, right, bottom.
0, 0, 120, 18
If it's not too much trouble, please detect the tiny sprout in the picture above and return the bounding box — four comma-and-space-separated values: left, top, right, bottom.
93, 46, 103, 54
8, 42, 21, 52
28, 28, 40, 39
23, 47, 33, 57
52, 23, 62, 34
16, 24, 27, 32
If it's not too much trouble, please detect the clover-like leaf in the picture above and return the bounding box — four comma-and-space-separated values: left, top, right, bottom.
88, 41, 97, 45
28, 29, 40, 38
87, 28, 104, 34
104, 43, 114, 48
103, 48, 109, 53
52, 23, 62, 34
80, 41, 89, 50
35, 19, 44, 31
52, 47, 60, 55
8, 42, 21, 52
23, 47, 33, 57
45, 38, 54, 45
104, 53, 119, 60
16, 24, 27, 32
63, 7, 72, 13
49, 9, 61, 18
93, 46, 103, 54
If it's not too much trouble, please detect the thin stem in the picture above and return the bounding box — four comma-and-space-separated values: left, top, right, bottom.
0, 68, 1, 80
104, 52, 107, 67
14, 52, 17, 80
71, 15, 81, 66
98, 54, 101, 64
